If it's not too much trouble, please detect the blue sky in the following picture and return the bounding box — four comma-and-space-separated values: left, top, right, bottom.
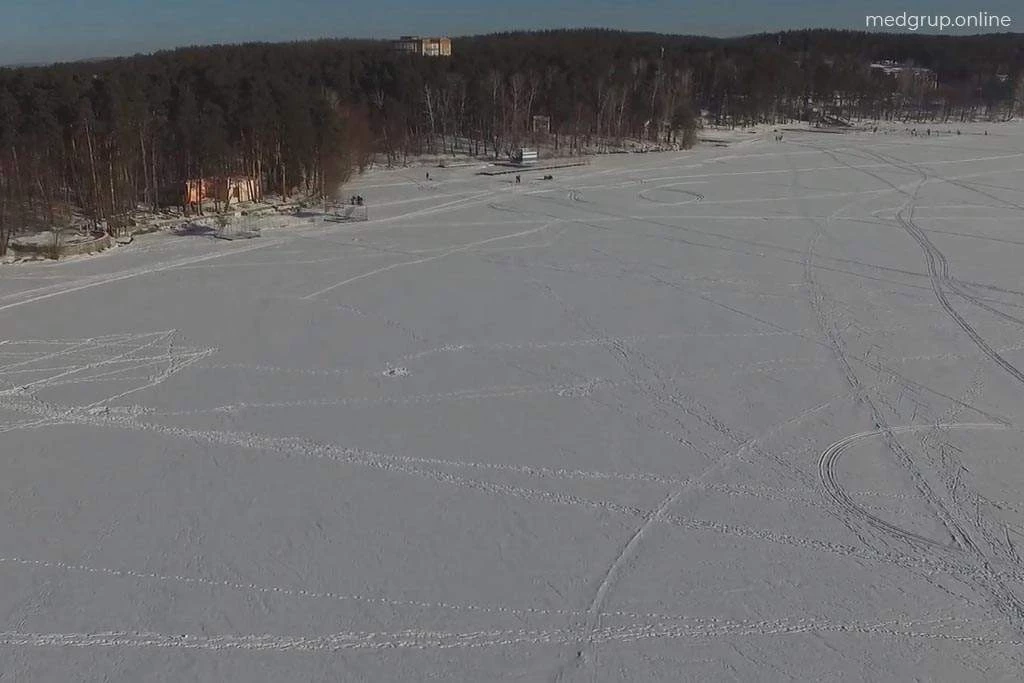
3, 0, 1020, 65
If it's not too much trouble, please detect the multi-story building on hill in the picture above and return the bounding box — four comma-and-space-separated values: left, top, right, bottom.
393, 36, 452, 57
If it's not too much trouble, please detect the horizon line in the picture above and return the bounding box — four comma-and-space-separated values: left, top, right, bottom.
3, 25, 1021, 70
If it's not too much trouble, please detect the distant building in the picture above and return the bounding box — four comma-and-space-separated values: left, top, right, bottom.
185, 176, 258, 207
531, 115, 551, 135
393, 36, 421, 54
393, 36, 452, 57
870, 61, 938, 90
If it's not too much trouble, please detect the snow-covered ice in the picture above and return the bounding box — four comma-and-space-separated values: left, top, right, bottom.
3, 123, 1024, 680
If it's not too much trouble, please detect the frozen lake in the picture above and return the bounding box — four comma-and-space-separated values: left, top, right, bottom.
3, 124, 1024, 680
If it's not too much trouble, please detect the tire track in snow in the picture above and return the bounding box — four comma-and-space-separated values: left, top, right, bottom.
4, 394, 990, 582
12, 555, 957, 627
300, 220, 559, 300
393, 328, 819, 365
0, 238, 284, 314
0, 615, 1010, 654
818, 423, 1011, 549
146, 357, 834, 417
800, 143, 1024, 626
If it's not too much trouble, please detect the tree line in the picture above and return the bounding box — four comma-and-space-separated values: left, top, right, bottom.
1, 28, 1022, 254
